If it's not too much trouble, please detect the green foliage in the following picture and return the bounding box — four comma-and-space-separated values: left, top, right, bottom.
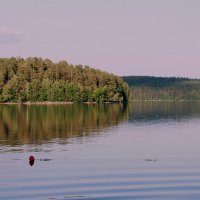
0, 57, 130, 103
123, 76, 200, 100
2, 75, 19, 102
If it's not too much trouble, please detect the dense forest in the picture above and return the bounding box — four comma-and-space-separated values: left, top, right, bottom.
123, 76, 200, 100
0, 57, 130, 103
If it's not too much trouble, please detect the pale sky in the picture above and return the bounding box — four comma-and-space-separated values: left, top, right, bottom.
0, 0, 200, 78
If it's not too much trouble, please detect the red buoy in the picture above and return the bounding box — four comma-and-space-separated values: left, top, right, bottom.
29, 155, 35, 166
29, 156, 35, 161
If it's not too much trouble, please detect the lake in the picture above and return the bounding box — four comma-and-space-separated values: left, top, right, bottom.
1, 101, 200, 200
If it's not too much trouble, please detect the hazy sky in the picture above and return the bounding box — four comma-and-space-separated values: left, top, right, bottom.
0, 0, 200, 78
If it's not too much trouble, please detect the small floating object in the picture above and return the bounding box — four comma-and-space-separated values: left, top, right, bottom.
145, 159, 157, 162
39, 158, 52, 161
29, 155, 35, 166
29, 155, 35, 161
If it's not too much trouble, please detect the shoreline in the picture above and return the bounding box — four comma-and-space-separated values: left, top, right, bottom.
130, 99, 200, 102
0, 99, 200, 105
0, 101, 97, 105
0, 101, 115, 105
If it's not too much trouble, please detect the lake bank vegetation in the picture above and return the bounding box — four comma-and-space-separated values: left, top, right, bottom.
123, 76, 200, 100
0, 57, 130, 103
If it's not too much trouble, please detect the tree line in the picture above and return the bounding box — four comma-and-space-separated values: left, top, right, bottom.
123, 76, 200, 100
0, 57, 130, 103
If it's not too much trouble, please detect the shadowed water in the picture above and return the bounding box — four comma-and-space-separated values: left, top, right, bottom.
1, 101, 200, 199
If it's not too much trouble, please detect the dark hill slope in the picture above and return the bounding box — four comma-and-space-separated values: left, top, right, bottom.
123, 76, 200, 100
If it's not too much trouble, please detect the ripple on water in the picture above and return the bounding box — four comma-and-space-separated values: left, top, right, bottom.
1, 161, 200, 200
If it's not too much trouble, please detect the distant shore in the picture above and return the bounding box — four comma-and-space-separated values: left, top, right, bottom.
0, 101, 123, 105
130, 99, 200, 102
1, 100, 200, 105
0, 101, 97, 105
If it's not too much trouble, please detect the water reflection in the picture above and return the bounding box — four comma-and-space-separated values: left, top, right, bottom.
0, 104, 128, 145
128, 101, 200, 122
1, 101, 200, 146
1, 101, 200, 200
29, 159, 34, 166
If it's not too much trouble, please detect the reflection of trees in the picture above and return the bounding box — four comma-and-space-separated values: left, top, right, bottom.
0, 104, 128, 145
1, 102, 200, 146
128, 101, 200, 122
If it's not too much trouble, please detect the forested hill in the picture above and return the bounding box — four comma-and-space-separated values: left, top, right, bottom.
123, 76, 200, 100
0, 57, 130, 103
123, 76, 189, 88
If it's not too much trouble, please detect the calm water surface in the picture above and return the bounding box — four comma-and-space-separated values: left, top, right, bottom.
1, 102, 200, 200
